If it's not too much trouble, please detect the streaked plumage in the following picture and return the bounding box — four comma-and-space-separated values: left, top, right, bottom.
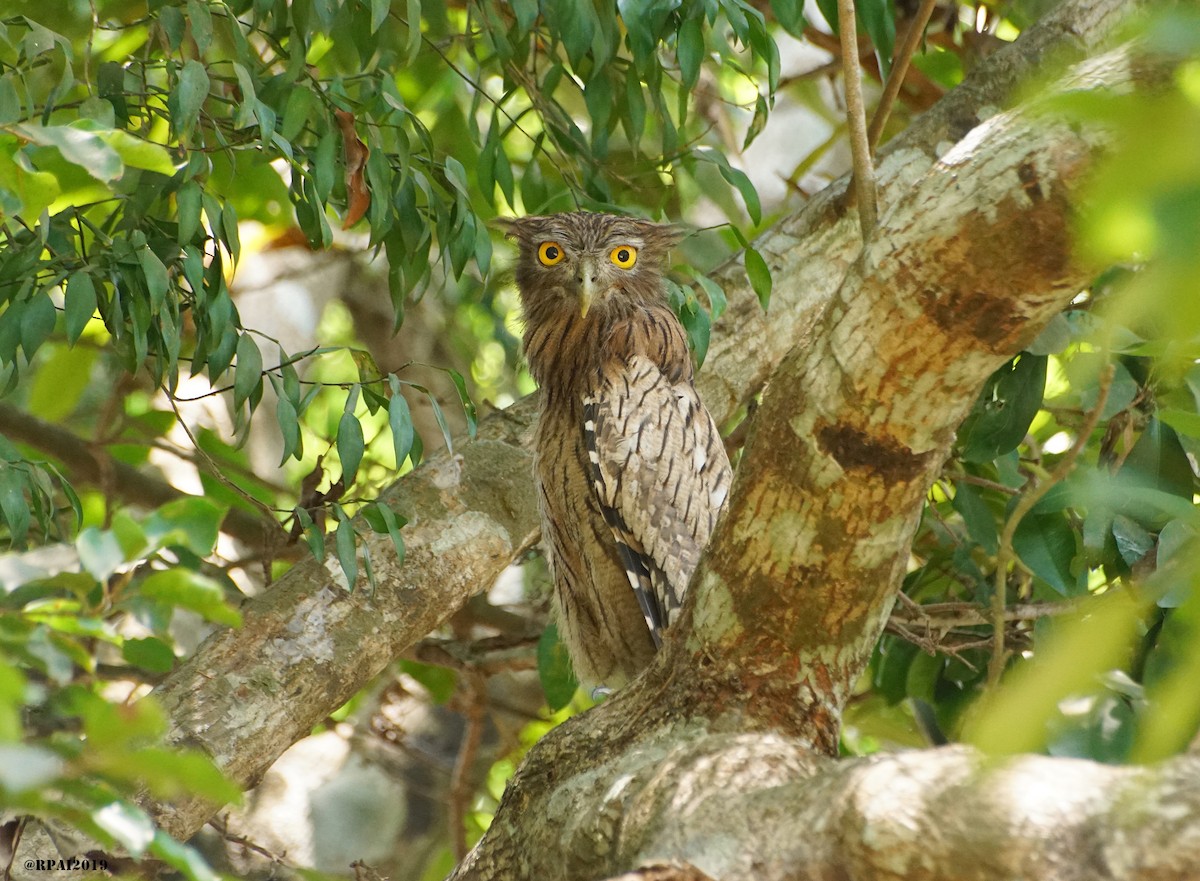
503, 211, 732, 689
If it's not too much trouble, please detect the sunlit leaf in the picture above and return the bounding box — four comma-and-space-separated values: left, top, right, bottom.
538, 623, 579, 711
122, 637, 176, 674
93, 801, 156, 856
18, 123, 122, 181
334, 506, 358, 590
140, 569, 242, 628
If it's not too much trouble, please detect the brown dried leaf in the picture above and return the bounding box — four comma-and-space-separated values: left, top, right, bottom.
335, 108, 370, 228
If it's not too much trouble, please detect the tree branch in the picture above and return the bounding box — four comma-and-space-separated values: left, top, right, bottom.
0, 403, 281, 551
836, 0, 878, 236
463, 736, 1200, 880
867, 0, 939, 151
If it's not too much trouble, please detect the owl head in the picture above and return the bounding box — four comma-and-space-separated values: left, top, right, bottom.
500, 211, 681, 320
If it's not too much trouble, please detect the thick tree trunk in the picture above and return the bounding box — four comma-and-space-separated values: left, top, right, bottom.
14, 0, 1173, 877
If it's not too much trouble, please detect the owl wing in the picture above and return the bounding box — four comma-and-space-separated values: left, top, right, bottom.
582, 354, 732, 647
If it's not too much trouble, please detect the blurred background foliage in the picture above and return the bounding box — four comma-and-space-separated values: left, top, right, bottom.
0, 0, 1197, 878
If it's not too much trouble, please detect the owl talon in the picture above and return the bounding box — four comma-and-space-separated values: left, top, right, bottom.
590, 685, 614, 702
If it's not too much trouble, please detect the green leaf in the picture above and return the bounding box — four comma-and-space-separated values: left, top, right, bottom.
624, 67, 646, 150
959, 355, 1047, 464
399, 659, 456, 703
99, 129, 176, 175
362, 501, 407, 563
334, 507, 358, 590
1159, 408, 1200, 438
1111, 514, 1155, 566
186, 0, 214, 54
445, 369, 477, 438
444, 155, 469, 194
76, 527, 125, 581
138, 243, 170, 313
770, 0, 806, 37
21, 291, 57, 360
1119, 419, 1194, 501
677, 17, 704, 91
158, 5, 186, 51
858, 0, 896, 76
122, 636, 176, 674
93, 801, 156, 856
233, 333, 263, 410
1013, 512, 1081, 596
404, 0, 422, 64
337, 410, 364, 484
143, 497, 225, 556
28, 343, 95, 423
171, 60, 210, 139
718, 162, 762, 225
294, 506, 325, 562
147, 832, 219, 881
19, 123, 122, 182
693, 272, 727, 321
276, 394, 301, 464
389, 386, 415, 467
140, 569, 242, 627
676, 288, 711, 366
0, 76, 19, 124
370, 0, 390, 32
537, 623, 579, 711
379, 503, 406, 564
0, 148, 60, 218
64, 272, 97, 344
744, 246, 772, 310
1156, 520, 1200, 608
0, 744, 63, 792
951, 481, 999, 555
0, 467, 31, 548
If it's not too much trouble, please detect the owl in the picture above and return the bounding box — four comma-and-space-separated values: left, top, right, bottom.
502, 211, 732, 690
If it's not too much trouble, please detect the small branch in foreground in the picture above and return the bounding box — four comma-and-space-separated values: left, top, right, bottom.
868, 0, 940, 151
988, 363, 1115, 684
836, 0, 879, 238
448, 670, 488, 862
0, 403, 281, 552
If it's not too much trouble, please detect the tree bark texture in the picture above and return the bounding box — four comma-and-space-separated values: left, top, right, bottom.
14, 0, 1168, 876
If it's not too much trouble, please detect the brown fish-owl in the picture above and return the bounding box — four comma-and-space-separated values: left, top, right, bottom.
502, 211, 732, 690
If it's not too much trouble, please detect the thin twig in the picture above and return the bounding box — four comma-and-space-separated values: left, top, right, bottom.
948, 471, 1021, 495
836, 0, 878, 237
867, 0, 939, 151
988, 363, 1115, 684
448, 670, 488, 861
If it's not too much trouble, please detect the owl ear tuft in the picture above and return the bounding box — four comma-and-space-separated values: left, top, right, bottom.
491, 216, 522, 240
637, 220, 688, 255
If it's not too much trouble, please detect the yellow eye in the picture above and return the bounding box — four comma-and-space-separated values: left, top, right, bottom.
610, 245, 638, 269
538, 241, 565, 265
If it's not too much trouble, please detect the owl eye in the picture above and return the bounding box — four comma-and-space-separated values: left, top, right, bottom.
538, 242, 565, 266
610, 245, 638, 269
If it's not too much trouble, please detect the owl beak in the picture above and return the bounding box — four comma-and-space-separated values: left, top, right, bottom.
577, 258, 596, 318
579, 279, 594, 318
